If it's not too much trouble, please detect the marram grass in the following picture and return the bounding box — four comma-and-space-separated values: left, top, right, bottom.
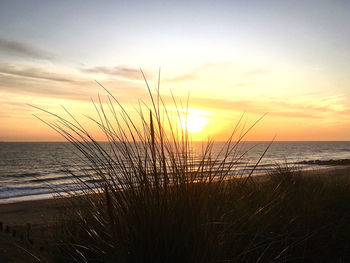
34, 77, 350, 262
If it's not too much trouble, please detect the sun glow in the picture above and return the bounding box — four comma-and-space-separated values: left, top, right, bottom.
179, 109, 209, 133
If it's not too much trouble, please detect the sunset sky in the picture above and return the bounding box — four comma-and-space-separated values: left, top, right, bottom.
1, 0, 350, 141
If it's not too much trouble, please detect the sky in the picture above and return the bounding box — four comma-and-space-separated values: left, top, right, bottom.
1, 0, 350, 141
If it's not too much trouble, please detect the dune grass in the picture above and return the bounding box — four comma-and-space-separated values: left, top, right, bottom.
41, 166, 350, 262
34, 78, 350, 262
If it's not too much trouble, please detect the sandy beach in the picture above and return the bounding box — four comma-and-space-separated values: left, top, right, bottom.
0, 197, 71, 262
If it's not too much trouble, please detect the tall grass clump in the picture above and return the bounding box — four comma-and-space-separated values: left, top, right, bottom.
34, 73, 266, 262
34, 74, 350, 262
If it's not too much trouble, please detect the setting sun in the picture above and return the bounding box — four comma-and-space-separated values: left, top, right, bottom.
177, 108, 210, 134
182, 114, 208, 133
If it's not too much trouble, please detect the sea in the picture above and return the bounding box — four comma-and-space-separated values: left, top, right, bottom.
1, 141, 350, 203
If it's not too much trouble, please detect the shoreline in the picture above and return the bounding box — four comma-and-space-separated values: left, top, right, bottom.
1, 163, 350, 205
1, 165, 350, 225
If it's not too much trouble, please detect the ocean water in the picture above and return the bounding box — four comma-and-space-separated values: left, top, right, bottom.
1, 141, 350, 203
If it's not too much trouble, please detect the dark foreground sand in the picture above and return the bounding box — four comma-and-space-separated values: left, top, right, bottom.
0, 197, 72, 262
1, 166, 350, 261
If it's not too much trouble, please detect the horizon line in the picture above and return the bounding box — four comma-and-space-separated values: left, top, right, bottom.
2, 140, 350, 143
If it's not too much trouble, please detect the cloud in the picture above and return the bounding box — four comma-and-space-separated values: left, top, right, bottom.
0, 100, 27, 109
0, 64, 79, 83
0, 64, 92, 100
166, 61, 268, 83
0, 64, 146, 102
0, 74, 85, 99
167, 72, 198, 82
81, 66, 150, 80
167, 64, 209, 82
0, 37, 55, 60
165, 63, 221, 82
187, 95, 350, 120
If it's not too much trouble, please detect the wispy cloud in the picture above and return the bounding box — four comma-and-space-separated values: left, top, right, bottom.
0, 37, 55, 60
167, 72, 197, 82
165, 64, 211, 82
165, 61, 268, 83
165, 62, 225, 82
81, 66, 150, 80
0, 63, 94, 100
0, 75, 85, 99
188, 94, 350, 120
0, 64, 78, 83
0, 64, 146, 102
0, 100, 28, 109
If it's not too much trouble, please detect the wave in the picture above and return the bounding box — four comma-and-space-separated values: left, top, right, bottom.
0, 182, 97, 201
2, 172, 41, 178
340, 149, 350, 152
0, 185, 53, 200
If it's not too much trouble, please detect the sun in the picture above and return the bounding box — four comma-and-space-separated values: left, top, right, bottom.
180, 113, 208, 133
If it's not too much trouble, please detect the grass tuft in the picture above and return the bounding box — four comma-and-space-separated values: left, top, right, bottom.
34, 78, 350, 262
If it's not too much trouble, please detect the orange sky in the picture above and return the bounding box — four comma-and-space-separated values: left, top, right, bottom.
1, 1, 350, 141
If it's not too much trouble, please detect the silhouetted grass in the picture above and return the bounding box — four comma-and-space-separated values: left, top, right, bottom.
35, 77, 350, 262
43, 167, 350, 262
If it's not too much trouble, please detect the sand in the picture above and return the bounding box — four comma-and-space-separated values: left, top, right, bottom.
0, 197, 72, 262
